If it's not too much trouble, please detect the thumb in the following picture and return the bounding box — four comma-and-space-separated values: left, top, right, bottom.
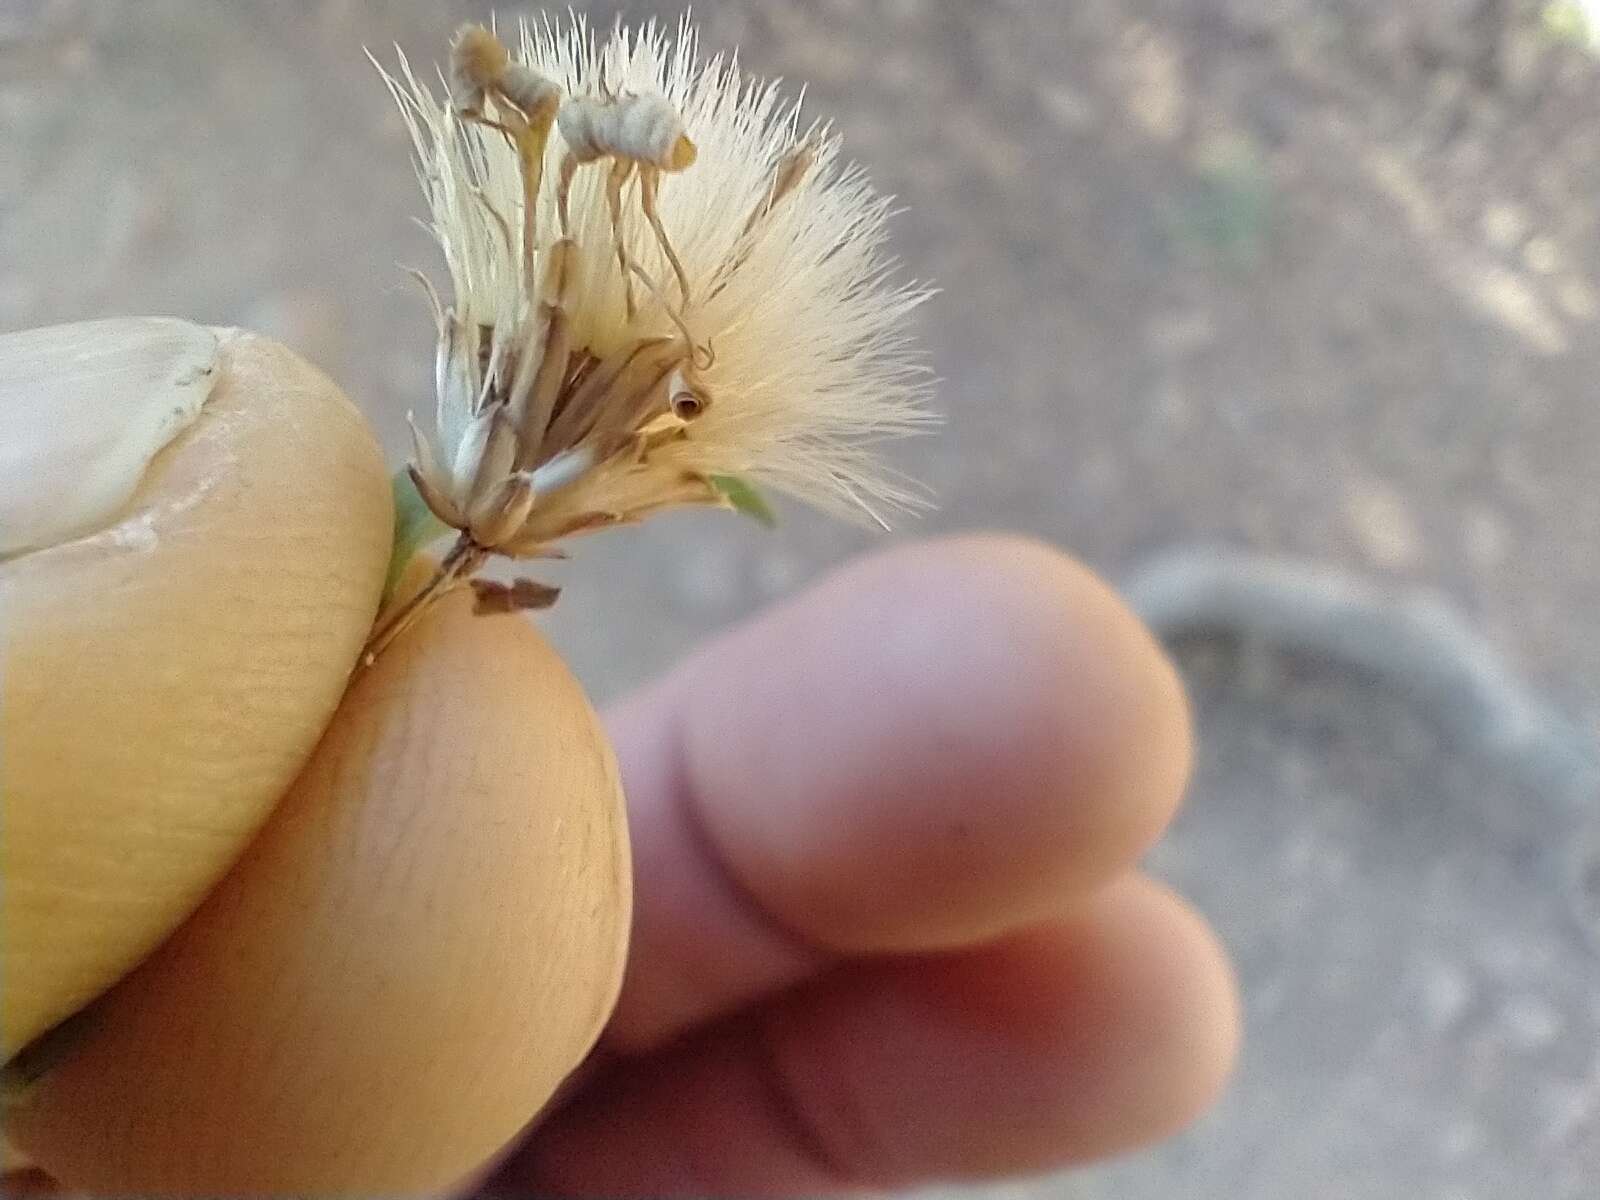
1, 319, 392, 1057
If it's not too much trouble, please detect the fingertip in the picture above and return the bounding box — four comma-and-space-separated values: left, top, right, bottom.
684, 533, 1194, 953
796, 872, 1240, 1178
1, 328, 393, 1056
9, 592, 632, 1195
918, 533, 1195, 886
1060, 875, 1241, 1155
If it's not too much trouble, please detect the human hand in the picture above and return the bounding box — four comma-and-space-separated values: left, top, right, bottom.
2, 322, 1235, 1195
489, 534, 1240, 1195
9, 533, 1237, 1198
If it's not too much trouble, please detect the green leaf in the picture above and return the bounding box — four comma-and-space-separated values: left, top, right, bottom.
384, 467, 450, 604
709, 474, 777, 528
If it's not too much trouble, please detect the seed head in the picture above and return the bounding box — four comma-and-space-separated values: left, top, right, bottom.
366, 14, 933, 657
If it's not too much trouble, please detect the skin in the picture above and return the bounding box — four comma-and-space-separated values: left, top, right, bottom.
492, 535, 1239, 1195
10, 534, 1239, 1196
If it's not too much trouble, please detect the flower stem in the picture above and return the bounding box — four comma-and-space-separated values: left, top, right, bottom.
360, 534, 484, 667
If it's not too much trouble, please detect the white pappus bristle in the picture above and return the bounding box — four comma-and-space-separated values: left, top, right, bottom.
379, 13, 932, 525
361, 14, 936, 658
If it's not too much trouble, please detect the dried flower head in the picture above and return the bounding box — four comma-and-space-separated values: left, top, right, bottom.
366, 15, 932, 659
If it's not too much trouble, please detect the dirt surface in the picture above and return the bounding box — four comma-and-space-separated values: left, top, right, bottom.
5, 1, 1598, 1196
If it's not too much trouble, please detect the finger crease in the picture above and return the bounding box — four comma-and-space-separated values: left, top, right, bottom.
746, 1012, 873, 1189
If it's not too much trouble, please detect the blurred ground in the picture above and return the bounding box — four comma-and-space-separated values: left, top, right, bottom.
4, 1, 1599, 1196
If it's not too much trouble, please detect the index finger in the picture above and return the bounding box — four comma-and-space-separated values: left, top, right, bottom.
603, 534, 1193, 1052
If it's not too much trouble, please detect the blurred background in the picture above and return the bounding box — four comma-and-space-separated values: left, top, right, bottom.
4, 0, 1599, 1195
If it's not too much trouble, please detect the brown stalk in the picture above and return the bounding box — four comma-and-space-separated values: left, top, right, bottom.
361, 535, 487, 667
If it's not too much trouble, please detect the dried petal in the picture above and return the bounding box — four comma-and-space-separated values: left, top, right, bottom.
449, 407, 497, 507
544, 338, 676, 450
406, 412, 451, 500
471, 576, 561, 614
406, 462, 464, 530
528, 448, 594, 495
436, 319, 479, 466
467, 473, 536, 547
465, 405, 519, 510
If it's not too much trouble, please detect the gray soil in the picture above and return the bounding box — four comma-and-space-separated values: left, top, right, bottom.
4, 1, 1597, 1196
